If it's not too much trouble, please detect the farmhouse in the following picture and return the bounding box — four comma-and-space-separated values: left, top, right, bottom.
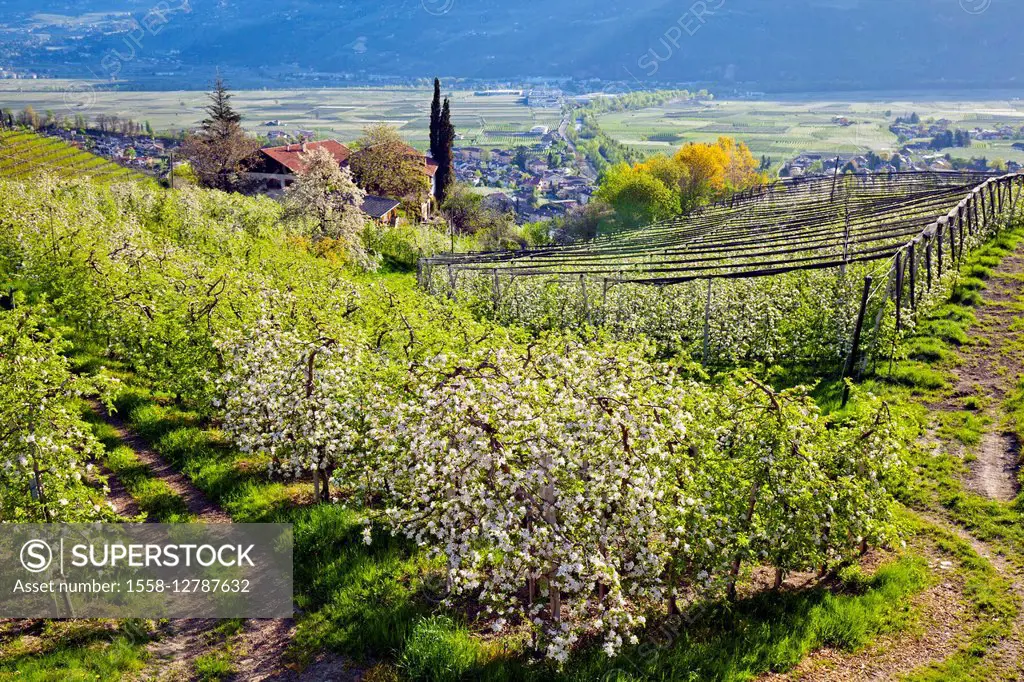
248, 140, 352, 191
249, 139, 440, 199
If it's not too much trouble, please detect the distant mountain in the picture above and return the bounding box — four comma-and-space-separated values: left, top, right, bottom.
1, 0, 1022, 91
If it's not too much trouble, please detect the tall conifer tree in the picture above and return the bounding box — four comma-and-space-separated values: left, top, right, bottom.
429, 78, 442, 160
436, 98, 456, 202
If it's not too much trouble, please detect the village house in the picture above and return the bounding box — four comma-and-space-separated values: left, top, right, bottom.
248, 139, 440, 200
248, 140, 352, 191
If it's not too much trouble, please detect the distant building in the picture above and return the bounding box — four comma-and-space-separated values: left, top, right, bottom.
527, 89, 563, 108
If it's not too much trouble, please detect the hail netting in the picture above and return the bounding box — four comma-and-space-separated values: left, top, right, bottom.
421, 171, 1024, 369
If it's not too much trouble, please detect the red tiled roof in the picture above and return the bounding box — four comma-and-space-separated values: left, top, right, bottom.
260, 140, 351, 174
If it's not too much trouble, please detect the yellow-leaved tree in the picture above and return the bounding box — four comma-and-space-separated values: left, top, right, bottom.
595, 136, 766, 229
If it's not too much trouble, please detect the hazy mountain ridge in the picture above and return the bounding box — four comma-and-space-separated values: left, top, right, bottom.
1, 0, 1022, 91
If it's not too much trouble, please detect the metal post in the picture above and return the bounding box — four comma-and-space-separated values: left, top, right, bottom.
945, 218, 956, 264
958, 210, 965, 262
580, 274, 589, 325
492, 269, 500, 313
937, 224, 944, 277
830, 155, 841, 202
925, 237, 933, 290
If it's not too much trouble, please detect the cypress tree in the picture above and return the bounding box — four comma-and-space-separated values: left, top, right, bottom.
436, 98, 456, 203
429, 78, 442, 160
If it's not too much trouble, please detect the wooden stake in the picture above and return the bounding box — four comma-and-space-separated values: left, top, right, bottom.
842, 275, 873, 408
894, 251, 903, 333
908, 243, 916, 310
702, 278, 713, 366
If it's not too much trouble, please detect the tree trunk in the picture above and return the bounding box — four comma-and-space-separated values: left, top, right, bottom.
727, 480, 761, 601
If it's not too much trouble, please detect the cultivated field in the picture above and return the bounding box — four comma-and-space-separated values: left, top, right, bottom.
0, 81, 562, 150
0, 129, 154, 184
597, 98, 1024, 164
4, 81, 1022, 162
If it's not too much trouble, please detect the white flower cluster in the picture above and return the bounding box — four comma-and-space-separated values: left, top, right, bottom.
438, 266, 879, 368
0, 176, 911, 661
0, 306, 113, 522
217, 319, 376, 502
218, 327, 907, 661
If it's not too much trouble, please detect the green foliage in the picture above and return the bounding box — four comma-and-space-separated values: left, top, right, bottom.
0, 621, 153, 681
594, 163, 677, 226
0, 173, 927, 675
0, 306, 117, 521
885, 361, 949, 390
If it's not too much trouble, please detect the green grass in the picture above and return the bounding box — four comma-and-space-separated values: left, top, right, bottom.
0, 130, 155, 185
902, 523, 1018, 682
567, 557, 930, 682
864, 220, 1024, 678
399, 617, 486, 682
884, 361, 950, 390
83, 410, 193, 523
0, 621, 153, 682
17, 194, 1022, 681
194, 650, 235, 681
936, 411, 990, 449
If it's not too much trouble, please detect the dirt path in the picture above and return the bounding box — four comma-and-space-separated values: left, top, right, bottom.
90, 404, 354, 681
939, 252, 1024, 501
923, 512, 1024, 678
91, 399, 231, 523
762, 550, 969, 682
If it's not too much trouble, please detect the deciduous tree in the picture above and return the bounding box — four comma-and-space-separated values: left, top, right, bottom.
284, 146, 372, 268
349, 124, 429, 203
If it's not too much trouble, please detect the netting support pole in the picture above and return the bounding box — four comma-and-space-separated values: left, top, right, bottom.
492, 269, 500, 313
842, 275, 873, 408
980, 190, 988, 231
945, 217, 956, 264
958, 209, 966, 262
937, 224, 944, 279
970, 194, 979, 237
702, 278, 713, 367
925, 236, 933, 290
894, 250, 904, 333
580, 274, 589, 326
908, 242, 916, 311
